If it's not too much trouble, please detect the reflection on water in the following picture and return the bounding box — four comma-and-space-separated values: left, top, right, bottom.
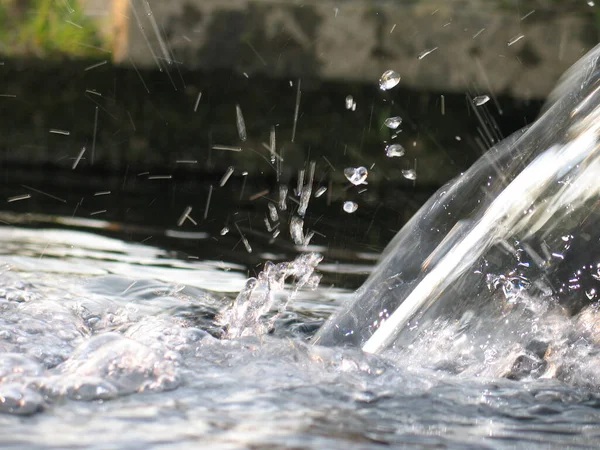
1, 225, 600, 448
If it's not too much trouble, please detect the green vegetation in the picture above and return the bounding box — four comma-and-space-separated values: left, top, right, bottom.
0, 0, 104, 58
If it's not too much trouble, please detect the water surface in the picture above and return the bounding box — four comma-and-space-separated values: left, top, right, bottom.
1, 224, 600, 449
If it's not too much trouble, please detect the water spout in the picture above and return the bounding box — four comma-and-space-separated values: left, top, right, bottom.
314, 43, 600, 354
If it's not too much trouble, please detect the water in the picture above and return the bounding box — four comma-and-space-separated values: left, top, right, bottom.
316, 42, 600, 372
473, 95, 491, 106
1, 9, 600, 449
401, 169, 417, 180
383, 116, 403, 129
3, 226, 600, 448
343, 201, 359, 214
378, 70, 401, 91
385, 144, 405, 158
343, 167, 368, 186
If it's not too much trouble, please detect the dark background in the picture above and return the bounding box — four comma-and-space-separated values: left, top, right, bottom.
0, 0, 596, 286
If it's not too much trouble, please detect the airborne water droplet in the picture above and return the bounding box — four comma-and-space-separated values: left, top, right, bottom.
402, 169, 417, 180
507, 34, 525, 46
268, 203, 279, 222
345, 95, 355, 110
343, 201, 358, 213
220, 227, 229, 235
385, 144, 405, 158
379, 70, 401, 91
314, 186, 327, 198
473, 95, 490, 106
418, 47, 438, 60
384, 116, 402, 129
235, 104, 247, 141
343, 167, 368, 185
290, 216, 304, 245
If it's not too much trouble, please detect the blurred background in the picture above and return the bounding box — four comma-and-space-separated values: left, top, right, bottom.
0, 0, 598, 285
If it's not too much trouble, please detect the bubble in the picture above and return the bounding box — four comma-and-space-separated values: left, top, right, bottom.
384, 116, 402, 129
402, 169, 417, 180
473, 95, 490, 106
385, 144, 405, 158
343, 201, 358, 213
344, 167, 368, 185
379, 70, 401, 91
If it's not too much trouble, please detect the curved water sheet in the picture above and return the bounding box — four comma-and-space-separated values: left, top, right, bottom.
315, 42, 600, 370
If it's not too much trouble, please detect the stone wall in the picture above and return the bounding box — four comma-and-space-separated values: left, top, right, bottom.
105, 0, 598, 99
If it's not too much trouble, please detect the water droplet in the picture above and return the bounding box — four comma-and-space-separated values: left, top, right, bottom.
588, 1, 595, 6
455, 136, 462, 141
235, 104, 247, 141
384, 116, 402, 129
385, 144, 405, 158
402, 169, 417, 180
343, 201, 358, 213
418, 47, 438, 60
473, 95, 490, 106
290, 216, 304, 245
344, 167, 368, 185
379, 70, 401, 91
507, 34, 525, 46
220, 227, 229, 235
314, 186, 327, 198
345, 95, 355, 110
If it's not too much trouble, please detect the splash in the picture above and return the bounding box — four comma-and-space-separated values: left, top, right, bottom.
218, 253, 322, 339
